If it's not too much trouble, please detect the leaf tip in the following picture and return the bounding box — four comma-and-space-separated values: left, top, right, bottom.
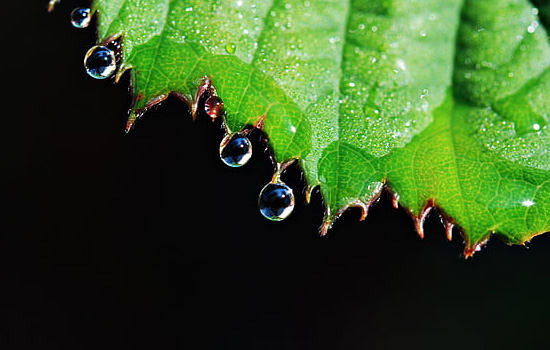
320, 220, 331, 237
47, 0, 60, 12
444, 222, 454, 241
125, 112, 137, 133
463, 237, 490, 259
391, 191, 400, 209
414, 204, 434, 239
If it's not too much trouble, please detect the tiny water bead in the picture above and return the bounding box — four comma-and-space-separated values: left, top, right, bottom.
70, 7, 91, 28
219, 133, 252, 167
258, 182, 295, 221
84, 46, 116, 79
225, 43, 237, 54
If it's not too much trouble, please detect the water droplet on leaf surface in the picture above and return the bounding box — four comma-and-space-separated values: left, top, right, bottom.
70, 7, 91, 28
225, 43, 236, 54
219, 133, 252, 167
84, 46, 116, 79
258, 182, 294, 221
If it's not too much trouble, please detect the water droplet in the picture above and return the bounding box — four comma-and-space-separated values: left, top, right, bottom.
219, 133, 252, 167
204, 96, 224, 121
70, 7, 91, 28
225, 43, 236, 54
258, 182, 294, 221
527, 21, 539, 33
84, 46, 116, 79
396, 58, 407, 71
420, 88, 429, 99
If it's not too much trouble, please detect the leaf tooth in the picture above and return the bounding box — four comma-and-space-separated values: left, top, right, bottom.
114, 64, 130, 83
319, 187, 385, 237
319, 203, 360, 237
414, 202, 434, 239
350, 200, 370, 222
444, 222, 454, 242
319, 219, 332, 237
463, 237, 491, 259
252, 115, 266, 130
391, 192, 400, 210
434, 209, 456, 242
125, 111, 137, 133
126, 94, 168, 132
304, 185, 316, 204
47, 0, 60, 12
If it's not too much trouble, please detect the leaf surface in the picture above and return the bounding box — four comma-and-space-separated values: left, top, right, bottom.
90, 0, 550, 255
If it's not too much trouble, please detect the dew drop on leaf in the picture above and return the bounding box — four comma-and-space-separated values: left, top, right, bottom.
225, 43, 237, 54
84, 46, 116, 79
258, 182, 295, 221
70, 7, 91, 29
219, 133, 252, 167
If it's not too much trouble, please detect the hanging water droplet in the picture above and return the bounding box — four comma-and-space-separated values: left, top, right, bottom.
70, 7, 91, 28
258, 182, 294, 221
204, 96, 224, 121
219, 133, 252, 167
84, 46, 116, 79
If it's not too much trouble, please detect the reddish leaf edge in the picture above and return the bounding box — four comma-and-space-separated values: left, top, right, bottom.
48, 1, 547, 258
111, 60, 550, 259
98, 36, 550, 259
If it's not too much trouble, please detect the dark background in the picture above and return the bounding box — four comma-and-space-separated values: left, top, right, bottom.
2, 1, 550, 349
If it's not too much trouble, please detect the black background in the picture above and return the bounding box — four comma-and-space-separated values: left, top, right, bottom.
3, 2, 550, 349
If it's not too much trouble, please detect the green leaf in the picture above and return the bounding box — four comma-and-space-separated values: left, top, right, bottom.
88, 0, 550, 256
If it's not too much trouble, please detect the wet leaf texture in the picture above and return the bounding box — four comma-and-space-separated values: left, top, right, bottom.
89, 0, 550, 256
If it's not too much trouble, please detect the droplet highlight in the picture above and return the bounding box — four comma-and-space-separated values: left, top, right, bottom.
258, 182, 295, 221
70, 7, 91, 28
219, 133, 252, 167
84, 46, 116, 79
